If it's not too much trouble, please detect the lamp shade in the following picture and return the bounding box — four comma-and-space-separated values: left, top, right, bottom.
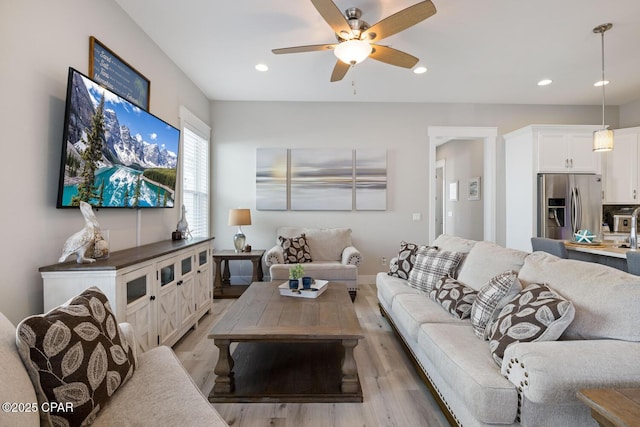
334, 39, 372, 65
593, 129, 614, 152
228, 209, 251, 226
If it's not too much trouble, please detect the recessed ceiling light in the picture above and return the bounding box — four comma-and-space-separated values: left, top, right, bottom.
255, 63, 269, 72
413, 66, 427, 74
537, 79, 553, 86
594, 80, 609, 87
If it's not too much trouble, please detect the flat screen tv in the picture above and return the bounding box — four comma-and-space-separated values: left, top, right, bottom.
57, 67, 180, 208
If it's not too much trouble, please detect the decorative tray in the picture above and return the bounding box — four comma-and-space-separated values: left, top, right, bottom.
278, 280, 329, 298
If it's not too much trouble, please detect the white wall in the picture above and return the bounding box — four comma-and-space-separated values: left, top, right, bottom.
0, 0, 210, 323
620, 100, 640, 128
211, 101, 618, 280
437, 139, 484, 240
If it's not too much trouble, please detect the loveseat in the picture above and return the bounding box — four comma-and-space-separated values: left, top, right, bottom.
265, 227, 361, 299
0, 288, 228, 427
377, 234, 640, 427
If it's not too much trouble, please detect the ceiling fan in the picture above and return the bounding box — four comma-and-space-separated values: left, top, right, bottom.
272, 0, 437, 82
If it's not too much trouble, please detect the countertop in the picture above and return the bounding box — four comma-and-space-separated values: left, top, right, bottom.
564, 240, 636, 259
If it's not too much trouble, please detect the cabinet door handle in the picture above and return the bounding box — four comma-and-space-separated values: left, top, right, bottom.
177, 280, 183, 286
565, 158, 569, 168
150, 295, 156, 301
197, 270, 201, 274
570, 158, 573, 168
634, 189, 637, 200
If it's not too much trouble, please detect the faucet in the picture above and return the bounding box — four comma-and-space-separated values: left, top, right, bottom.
630, 206, 640, 250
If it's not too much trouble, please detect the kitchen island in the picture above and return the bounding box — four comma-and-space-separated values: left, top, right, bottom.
564, 240, 634, 272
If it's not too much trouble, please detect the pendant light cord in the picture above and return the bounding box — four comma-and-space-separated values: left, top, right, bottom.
600, 29, 605, 129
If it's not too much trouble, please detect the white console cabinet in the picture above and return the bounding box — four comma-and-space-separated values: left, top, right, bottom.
40, 237, 214, 351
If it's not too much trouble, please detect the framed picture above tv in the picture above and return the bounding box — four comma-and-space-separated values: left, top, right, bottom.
89, 36, 150, 110
56, 67, 180, 209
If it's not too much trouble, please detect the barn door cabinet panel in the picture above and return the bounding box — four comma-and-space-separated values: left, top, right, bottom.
40, 237, 214, 350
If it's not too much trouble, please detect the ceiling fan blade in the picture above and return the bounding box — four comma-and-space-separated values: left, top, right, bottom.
272, 44, 336, 54
310, 0, 353, 38
369, 45, 419, 68
330, 60, 350, 82
362, 0, 437, 42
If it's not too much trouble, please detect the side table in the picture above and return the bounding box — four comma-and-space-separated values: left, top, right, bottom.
577, 388, 640, 427
212, 249, 265, 298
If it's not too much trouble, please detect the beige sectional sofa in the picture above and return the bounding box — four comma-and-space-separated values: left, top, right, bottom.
266, 227, 361, 299
0, 309, 228, 427
377, 234, 640, 427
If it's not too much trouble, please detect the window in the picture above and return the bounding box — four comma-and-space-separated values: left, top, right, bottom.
180, 107, 210, 238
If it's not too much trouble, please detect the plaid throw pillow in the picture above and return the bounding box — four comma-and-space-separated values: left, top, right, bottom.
408, 248, 464, 294
388, 241, 437, 279
470, 270, 522, 339
279, 234, 312, 263
429, 277, 478, 319
488, 284, 575, 365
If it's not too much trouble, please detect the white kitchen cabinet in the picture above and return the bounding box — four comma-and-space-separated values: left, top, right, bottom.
603, 127, 640, 204
40, 237, 214, 351
504, 125, 602, 251
538, 131, 602, 173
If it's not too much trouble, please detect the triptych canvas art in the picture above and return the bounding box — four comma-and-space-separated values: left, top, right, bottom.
256, 148, 387, 211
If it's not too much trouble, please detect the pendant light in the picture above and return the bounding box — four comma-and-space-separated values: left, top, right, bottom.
592, 23, 613, 152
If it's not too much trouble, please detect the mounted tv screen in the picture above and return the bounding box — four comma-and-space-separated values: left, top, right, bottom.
57, 67, 180, 208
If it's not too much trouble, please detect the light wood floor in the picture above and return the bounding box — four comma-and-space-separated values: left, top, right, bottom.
174, 283, 449, 427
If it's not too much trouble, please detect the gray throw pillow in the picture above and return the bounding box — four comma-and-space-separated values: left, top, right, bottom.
388, 241, 437, 279
488, 283, 575, 366
470, 270, 522, 339
407, 248, 464, 294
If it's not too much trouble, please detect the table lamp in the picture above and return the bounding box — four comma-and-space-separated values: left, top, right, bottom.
228, 208, 251, 252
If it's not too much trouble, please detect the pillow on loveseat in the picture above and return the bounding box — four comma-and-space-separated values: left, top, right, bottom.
279, 233, 312, 263
488, 283, 575, 365
429, 276, 478, 319
408, 248, 464, 294
388, 241, 437, 279
470, 270, 521, 339
16, 287, 135, 427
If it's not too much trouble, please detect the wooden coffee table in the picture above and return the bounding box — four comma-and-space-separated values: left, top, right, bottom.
577, 388, 640, 427
208, 281, 364, 403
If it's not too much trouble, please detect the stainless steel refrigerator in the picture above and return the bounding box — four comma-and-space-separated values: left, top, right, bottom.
537, 174, 603, 241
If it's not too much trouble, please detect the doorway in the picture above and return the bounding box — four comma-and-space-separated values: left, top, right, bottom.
435, 160, 445, 237
427, 126, 498, 243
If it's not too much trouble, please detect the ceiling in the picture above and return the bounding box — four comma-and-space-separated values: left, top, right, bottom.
114, 0, 640, 105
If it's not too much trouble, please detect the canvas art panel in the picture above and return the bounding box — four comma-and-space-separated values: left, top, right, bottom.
256, 148, 288, 210
355, 149, 387, 210
290, 149, 353, 211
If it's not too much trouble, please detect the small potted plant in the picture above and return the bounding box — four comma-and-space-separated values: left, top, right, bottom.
289, 264, 304, 289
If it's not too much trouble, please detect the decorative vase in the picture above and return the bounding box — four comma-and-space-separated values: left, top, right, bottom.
302, 276, 313, 290
289, 279, 299, 290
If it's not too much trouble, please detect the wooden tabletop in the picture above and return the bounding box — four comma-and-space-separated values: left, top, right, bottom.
577, 388, 640, 427
209, 281, 363, 341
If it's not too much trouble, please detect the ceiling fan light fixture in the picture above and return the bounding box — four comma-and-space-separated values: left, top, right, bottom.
413, 66, 428, 74
334, 39, 372, 65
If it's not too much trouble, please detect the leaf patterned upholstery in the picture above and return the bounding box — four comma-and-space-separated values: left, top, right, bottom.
16, 287, 135, 426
